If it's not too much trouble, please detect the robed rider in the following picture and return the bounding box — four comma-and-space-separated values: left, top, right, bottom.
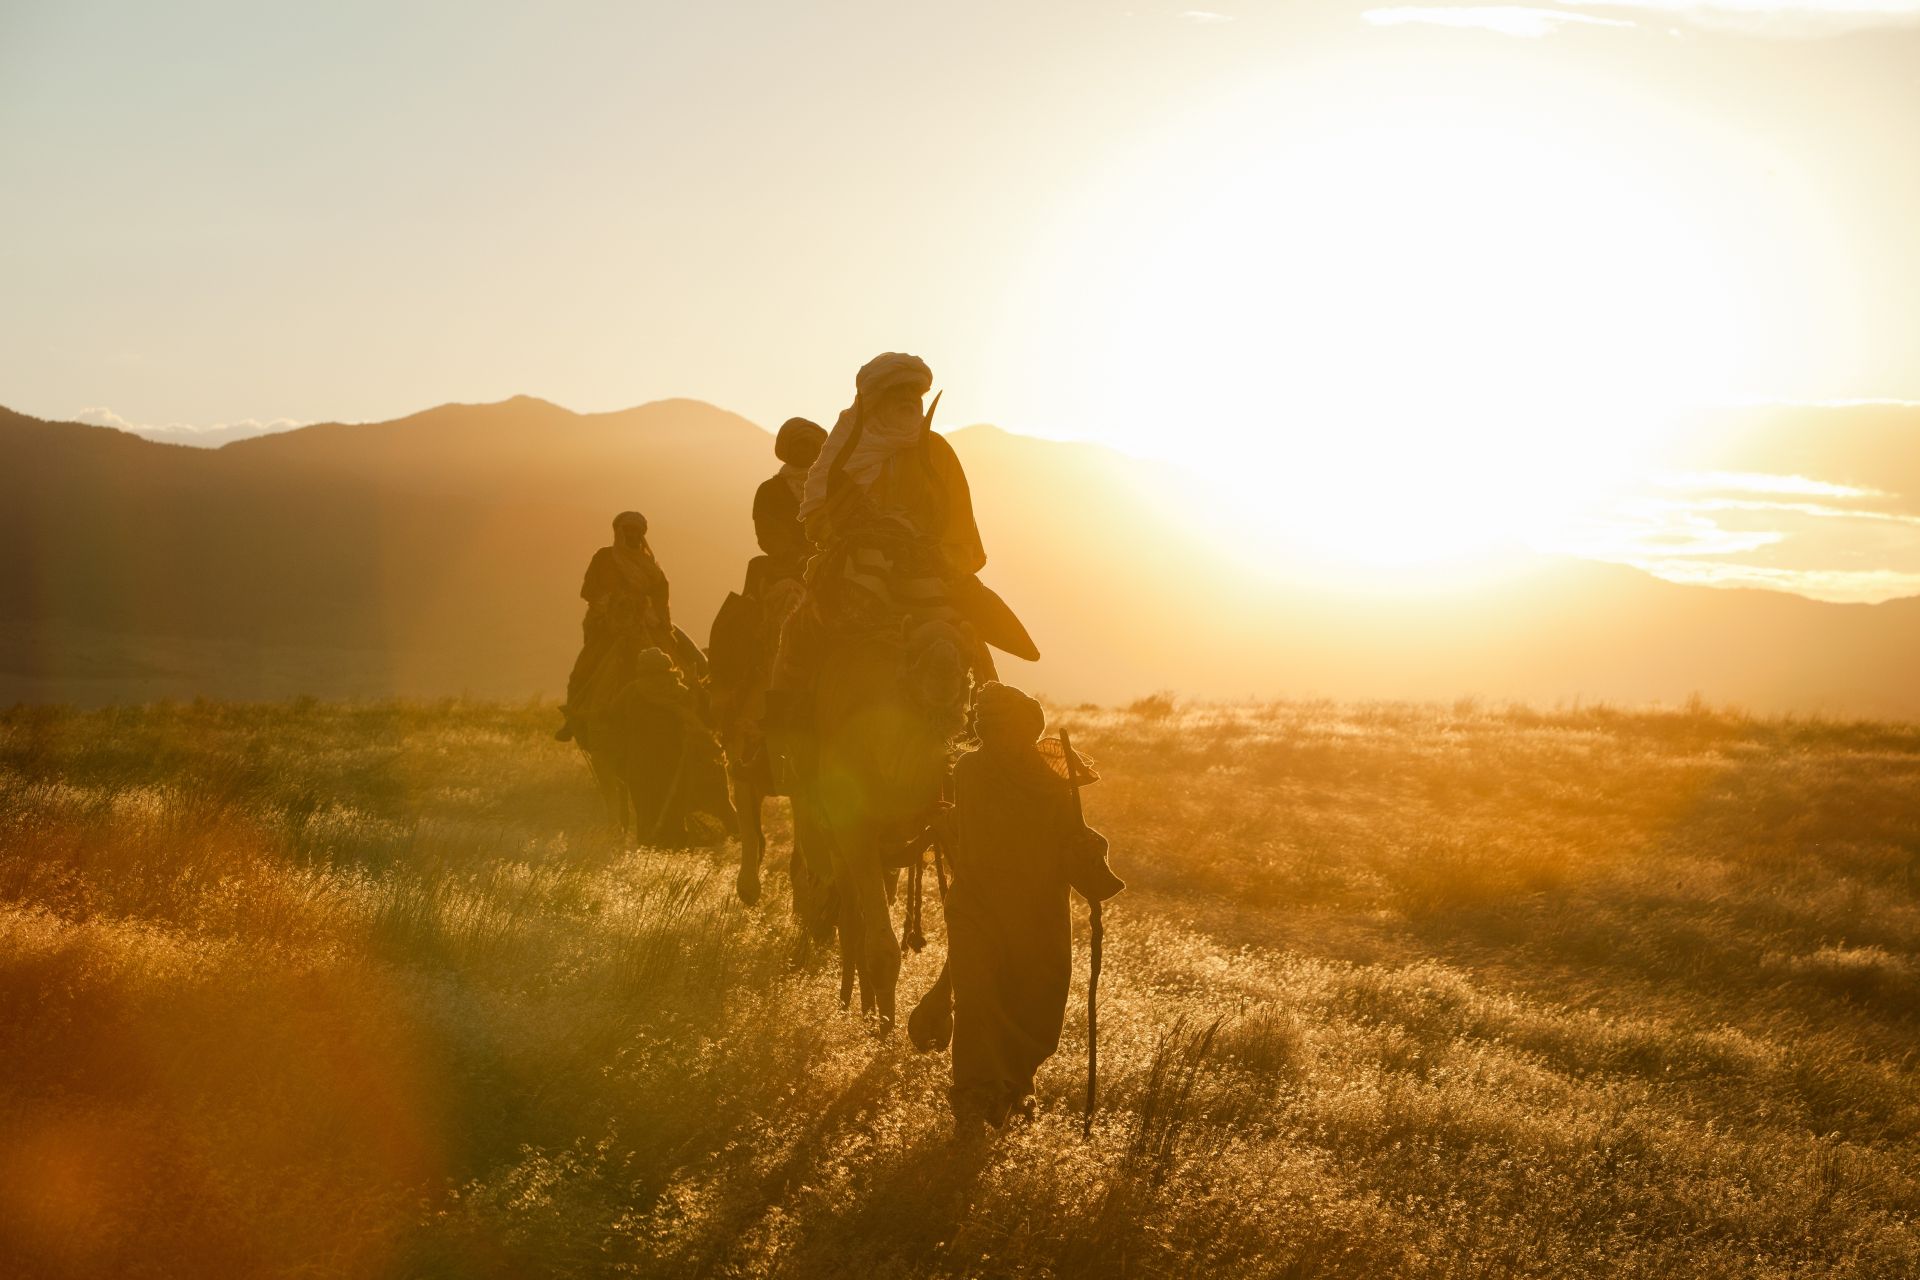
765, 352, 1035, 732
747, 416, 828, 595
556, 510, 671, 741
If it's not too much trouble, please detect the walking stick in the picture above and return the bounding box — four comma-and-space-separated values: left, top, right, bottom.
1061, 729, 1100, 1137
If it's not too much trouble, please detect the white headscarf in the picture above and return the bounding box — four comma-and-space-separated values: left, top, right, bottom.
799, 353, 934, 520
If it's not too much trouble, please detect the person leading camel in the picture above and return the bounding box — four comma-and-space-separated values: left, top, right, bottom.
945, 682, 1123, 1135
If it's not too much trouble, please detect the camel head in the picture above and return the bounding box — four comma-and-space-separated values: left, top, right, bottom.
904, 619, 970, 738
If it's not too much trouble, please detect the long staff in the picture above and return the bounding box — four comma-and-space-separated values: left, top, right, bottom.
1060, 729, 1100, 1137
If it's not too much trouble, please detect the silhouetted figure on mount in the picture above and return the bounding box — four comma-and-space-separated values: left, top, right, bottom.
941, 683, 1122, 1134
556, 511, 672, 742
748, 417, 828, 596
707, 416, 829, 907
762, 353, 1037, 751
801, 354, 984, 580
746, 353, 1041, 1024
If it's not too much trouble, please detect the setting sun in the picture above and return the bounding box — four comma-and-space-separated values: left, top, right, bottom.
992, 57, 1851, 567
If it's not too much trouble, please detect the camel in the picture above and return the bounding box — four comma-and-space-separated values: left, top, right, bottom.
708, 577, 827, 923
575, 624, 733, 848
805, 617, 972, 1027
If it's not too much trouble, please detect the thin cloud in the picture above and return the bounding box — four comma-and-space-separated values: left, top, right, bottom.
74, 407, 141, 431
1180, 9, 1236, 22
1652, 471, 1885, 500
1363, 6, 1639, 35
1623, 559, 1920, 603
1559, 0, 1920, 34
1554, 507, 1787, 557
1678, 497, 1920, 527
1544, 475, 1920, 603
1725, 396, 1920, 409
74, 407, 306, 448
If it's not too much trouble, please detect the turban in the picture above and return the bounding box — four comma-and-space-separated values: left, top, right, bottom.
613, 510, 648, 534
774, 417, 827, 467
974, 681, 1045, 750
800, 353, 936, 520
854, 352, 933, 401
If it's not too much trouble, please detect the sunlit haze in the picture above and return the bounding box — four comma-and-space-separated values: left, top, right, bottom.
4, 1, 1918, 588
10, 10, 1920, 1272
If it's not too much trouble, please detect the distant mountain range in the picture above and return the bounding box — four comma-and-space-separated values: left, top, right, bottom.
4, 397, 1918, 715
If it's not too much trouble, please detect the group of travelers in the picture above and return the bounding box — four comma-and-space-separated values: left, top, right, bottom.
555, 352, 1124, 1137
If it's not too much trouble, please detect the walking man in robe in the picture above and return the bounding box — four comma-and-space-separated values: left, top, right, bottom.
555, 510, 672, 741
945, 682, 1123, 1134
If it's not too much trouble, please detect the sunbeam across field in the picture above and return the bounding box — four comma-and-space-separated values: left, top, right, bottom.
2, 699, 1916, 1277
6, 3, 1920, 1275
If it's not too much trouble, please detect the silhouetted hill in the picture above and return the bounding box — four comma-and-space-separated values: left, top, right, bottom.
0, 397, 769, 700
4, 398, 1919, 714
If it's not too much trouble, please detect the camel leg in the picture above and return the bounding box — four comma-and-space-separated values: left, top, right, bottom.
907, 956, 954, 1052
733, 763, 765, 906
791, 799, 839, 945
591, 757, 632, 844
846, 836, 902, 1027
785, 802, 809, 923
619, 783, 639, 847
592, 761, 614, 821
837, 891, 859, 1011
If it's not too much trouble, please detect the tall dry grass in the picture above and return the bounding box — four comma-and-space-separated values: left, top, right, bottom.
2, 697, 1917, 1277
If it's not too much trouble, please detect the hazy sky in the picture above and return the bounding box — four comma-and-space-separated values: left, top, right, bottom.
5, 1, 1919, 591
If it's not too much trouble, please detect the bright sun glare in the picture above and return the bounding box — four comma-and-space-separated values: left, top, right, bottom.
996, 60, 1838, 576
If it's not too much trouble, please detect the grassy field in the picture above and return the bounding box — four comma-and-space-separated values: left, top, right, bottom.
2, 696, 1918, 1278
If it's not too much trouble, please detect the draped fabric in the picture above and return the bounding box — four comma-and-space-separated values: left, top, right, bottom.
582, 544, 667, 614
805, 430, 987, 581
799, 353, 935, 519
794, 352, 987, 591
571, 541, 676, 713
610, 544, 668, 606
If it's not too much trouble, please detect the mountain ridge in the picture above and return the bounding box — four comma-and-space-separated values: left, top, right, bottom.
4, 396, 1917, 714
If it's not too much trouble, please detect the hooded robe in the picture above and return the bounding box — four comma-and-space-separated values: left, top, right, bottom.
946, 731, 1123, 1126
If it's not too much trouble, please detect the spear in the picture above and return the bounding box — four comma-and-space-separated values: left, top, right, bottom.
1060, 728, 1101, 1137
